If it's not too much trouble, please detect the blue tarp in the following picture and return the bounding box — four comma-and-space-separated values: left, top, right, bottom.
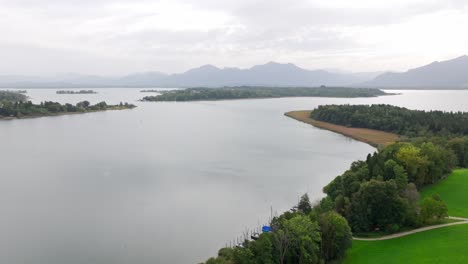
262, 226, 272, 233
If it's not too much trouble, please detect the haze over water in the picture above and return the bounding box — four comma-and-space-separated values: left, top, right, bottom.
1, 89, 468, 263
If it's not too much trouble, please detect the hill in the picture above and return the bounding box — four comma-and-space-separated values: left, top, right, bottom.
366, 55, 468, 88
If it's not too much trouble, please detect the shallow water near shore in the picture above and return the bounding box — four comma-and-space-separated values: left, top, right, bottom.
1, 88, 468, 263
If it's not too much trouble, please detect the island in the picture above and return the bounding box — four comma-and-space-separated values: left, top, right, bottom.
56, 90, 97, 94
4, 90, 27, 94
140, 89, 161, 93
1, 91, 135, 119
204, 104, 468, 264
140, 86, 392, 102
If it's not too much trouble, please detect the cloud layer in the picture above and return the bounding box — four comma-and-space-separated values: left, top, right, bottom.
1, 0, 467, 75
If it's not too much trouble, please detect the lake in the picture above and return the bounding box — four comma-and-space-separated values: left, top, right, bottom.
1, 89, 468, 263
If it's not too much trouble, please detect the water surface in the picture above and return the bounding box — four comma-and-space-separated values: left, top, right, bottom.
1, 89, 467, 263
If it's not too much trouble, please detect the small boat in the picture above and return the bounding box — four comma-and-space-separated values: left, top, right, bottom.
251, 232, 260, 240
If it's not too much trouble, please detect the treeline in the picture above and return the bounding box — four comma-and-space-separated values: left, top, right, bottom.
311, 104, 468, 137
0, 91, 27, 102
142, 87, 390, 102
204, 194, 352, 264
0, 100, 135, 119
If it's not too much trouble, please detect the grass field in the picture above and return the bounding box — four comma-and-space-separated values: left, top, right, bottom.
284, 110, 399, 147
343, 224, 468, 264
420, 169, 468, 218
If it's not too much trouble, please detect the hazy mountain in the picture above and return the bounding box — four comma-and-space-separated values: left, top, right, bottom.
366, 55, 468, 88
0, 62, 372, 88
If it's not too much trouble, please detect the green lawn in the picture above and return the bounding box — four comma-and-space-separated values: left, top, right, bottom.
343, 224, 468, 264
420, 169, 468, 218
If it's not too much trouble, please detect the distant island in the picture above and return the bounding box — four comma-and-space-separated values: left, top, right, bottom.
1, 91, 135, 119
4, 90, 27, 94
141, 87, 391, 102
140, 89, 161, 93
56, 90, 97, 94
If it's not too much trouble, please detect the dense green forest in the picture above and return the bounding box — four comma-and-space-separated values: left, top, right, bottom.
311, 104, 468, 137
323, 138, 463, 233
141, 87, 390, 102
0, 100, 135, 119
205, 105, 468, 264
0, 91, 27, 102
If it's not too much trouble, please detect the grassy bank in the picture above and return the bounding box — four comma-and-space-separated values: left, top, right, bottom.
421, 169, 468, 218
342, 224, 468, 264
285, 110, 399, 147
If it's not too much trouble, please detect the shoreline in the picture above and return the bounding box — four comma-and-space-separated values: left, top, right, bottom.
284, 110, 399, 148
0, 106, 135, 121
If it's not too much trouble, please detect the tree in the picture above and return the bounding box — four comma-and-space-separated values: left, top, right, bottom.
250, 233, 274, 264
420, 194, 448, 224
349, 180, 407, 232
298, 194, 312, 214
319, 211, 352, 262
396, 145, 429, 187
283, 215, 321, 264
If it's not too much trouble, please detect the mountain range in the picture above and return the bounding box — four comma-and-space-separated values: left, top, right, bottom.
0, 55, 467, 88
0, 62, 380, 88
364, 55, 468, 89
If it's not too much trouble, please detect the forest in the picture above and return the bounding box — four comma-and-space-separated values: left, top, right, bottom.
141, 87, 390, 102
311, 104, 468, 137
0, 90, 27, 102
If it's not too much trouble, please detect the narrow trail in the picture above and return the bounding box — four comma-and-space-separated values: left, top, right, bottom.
353, 216, 468, 241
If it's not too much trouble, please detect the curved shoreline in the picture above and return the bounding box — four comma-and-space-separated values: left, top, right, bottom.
285, 110, 468, 242
284, 110, 399, 148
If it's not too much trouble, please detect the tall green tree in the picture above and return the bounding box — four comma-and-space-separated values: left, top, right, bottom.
319, 212, 352, 262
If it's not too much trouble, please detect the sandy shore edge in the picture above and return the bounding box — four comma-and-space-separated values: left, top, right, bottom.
285, 110, 399, 148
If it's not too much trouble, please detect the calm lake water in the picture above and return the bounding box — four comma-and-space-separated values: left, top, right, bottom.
1, 89, 468, 263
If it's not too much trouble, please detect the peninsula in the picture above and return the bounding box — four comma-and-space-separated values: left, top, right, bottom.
1, 97, 135, 120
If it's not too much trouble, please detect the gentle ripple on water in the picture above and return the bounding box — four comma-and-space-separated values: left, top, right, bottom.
1, 88, 468, 263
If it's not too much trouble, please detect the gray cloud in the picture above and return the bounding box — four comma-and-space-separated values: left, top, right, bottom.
0, 0, 467, 75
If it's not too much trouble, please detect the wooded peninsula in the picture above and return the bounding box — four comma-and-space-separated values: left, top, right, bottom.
141, 87, 391, 102
0, 91, 135, 119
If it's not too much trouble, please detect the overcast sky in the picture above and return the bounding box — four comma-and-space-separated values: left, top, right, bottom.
1, 0, 468, 75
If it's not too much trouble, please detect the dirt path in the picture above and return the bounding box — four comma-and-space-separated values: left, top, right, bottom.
353, 217, 468, 241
